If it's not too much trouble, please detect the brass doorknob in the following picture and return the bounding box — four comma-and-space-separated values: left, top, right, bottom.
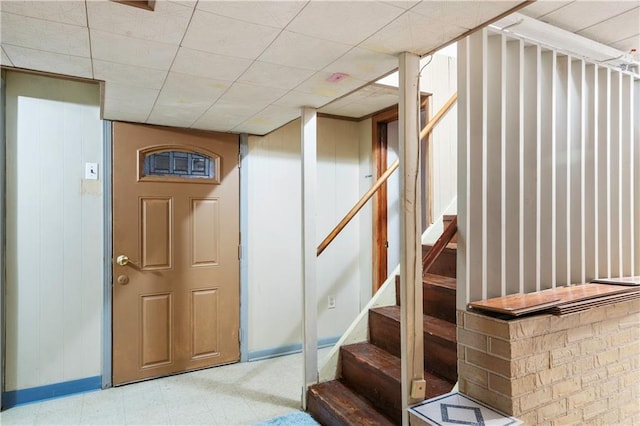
116, 255, 130, 266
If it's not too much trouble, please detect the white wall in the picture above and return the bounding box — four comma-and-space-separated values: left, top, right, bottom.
421, 54, 458, 223
5, 72, 103, 390
457, 29, 639, 305
247, 117, 365, 355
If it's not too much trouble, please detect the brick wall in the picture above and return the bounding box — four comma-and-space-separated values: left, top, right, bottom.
457, 299, 640, 425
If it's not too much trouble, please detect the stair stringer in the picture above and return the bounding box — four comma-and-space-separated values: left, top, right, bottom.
318, 264, 398, 382
318, 199, 458, 382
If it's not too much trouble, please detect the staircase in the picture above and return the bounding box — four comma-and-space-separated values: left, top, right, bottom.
307, 229, 458, 425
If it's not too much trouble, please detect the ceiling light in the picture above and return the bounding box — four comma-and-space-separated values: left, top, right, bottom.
490, 13, 639, 72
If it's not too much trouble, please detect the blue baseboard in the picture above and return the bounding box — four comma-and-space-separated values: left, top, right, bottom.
248, 336, 340, 361
2, 376, 102, 409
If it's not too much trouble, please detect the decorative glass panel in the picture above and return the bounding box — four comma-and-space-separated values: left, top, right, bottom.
143, 151, 215, 179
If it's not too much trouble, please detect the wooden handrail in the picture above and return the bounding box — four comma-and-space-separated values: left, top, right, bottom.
316, 92, 458, 256
423, 216, 457, 273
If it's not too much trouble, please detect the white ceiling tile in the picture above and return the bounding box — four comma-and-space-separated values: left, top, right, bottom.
182, 10, 281, 60
237, 61, 315, 90
2, 45, 92, 78
218, 82, 288, 107
535, 1, 638, 33
1, 47, 14, 66
86, 1, 193, 45
172, 48, 252, 81
286, 1, 403, 45
294, 71, 367, 100
609, 33, 640, 55
273, 90, 335, 109
233, 105, 300, 135
91, 30, 178, 70
1, 12, 90, 57
382, 1, 420, 10
192, 105, 249, 133
361, 12, 466, 55
324, 47, 398, 83
0, 1, 87, 26
411, 1, 521, 30
259, 31, 352, 71
205, 100, 266, 119
93, 60, 167, 90
147, 103, 208, 128
158, 72, 231, 104
578, 7, 640, 47
103, 84, 160, 122
196, 1, 306, 28
520, 1, 575, 19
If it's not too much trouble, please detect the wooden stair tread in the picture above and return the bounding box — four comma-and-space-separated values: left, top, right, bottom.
371, 305, 457, 342
307, 380, 394, 426
342, 342, 401, 379
423, 273, 456, 290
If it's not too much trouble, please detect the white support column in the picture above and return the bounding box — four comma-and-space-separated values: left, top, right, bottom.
398, 51, 424, 425
301, 107, 317, 409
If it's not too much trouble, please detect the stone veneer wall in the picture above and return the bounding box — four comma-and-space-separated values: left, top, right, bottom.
456, 299, 640, 425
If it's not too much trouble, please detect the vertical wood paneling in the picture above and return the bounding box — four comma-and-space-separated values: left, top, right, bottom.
555, 56, 569, 286
620, 75, 633, 276
523, 45, 540, 293
540, 51, 557, 288
468, 30, 486, 301
459, 31, 638, 303
456, 37, 470, 309
504, 39, 522, 295
635, 80, 640, 274
486, 34, 504, 296
569, 59, 585, 284
584, 64, 598, 281
610, 72, 622, 277
597, 68, 611, 277
5, 72, 102, 390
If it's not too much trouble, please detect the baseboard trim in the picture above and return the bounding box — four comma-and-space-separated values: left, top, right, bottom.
248, 336, 340, 362
2, 375, 101, 408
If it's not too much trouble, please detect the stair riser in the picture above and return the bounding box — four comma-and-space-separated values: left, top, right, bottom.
340, 348, 401, 423
369, 311, 457, 383
394, 280, 457, 323
307, 390, 349, 426
422, 246, 456, 278
423, 284, 456, 323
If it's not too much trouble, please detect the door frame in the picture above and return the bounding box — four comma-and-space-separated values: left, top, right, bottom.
372, 96, 430, 292
0, 71, 6, 408
102, 120, 113, 389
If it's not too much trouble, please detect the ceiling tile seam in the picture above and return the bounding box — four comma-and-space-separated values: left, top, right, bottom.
0, 42, 93, 60
352, 5, 417, 55
1, 46, 15, 67
144, 0, 199, 124
187, 1, 312, 128
571, 5, 640, 35
84, 0, 94, 79
194, 1, 310, 30
607, 33, 640, 46
0, 10, 89, 29
533, 1, 576, 20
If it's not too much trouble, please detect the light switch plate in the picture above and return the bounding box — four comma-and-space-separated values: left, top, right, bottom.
85, 163, 98, 180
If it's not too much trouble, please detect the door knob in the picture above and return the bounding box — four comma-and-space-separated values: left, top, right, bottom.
116, 255, 130, 266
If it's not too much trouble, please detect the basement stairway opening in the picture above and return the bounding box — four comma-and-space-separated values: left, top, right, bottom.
307, 216, 458, 425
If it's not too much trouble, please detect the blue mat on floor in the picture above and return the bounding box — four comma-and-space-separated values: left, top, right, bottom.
253, 411, 319, 425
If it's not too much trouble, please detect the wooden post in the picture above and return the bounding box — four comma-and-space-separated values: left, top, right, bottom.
398, 52, 425, 425
301, 107, 318, 409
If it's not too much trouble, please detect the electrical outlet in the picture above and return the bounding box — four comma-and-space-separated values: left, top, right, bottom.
327, 296, 336, 309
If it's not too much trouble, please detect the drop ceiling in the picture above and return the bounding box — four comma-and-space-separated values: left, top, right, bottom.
1, 1, 637, 136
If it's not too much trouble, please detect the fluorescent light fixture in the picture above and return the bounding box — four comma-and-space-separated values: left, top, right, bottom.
490, 13, 638, 71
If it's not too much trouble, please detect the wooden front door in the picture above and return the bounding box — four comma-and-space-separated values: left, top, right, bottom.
112, 122, 240, 385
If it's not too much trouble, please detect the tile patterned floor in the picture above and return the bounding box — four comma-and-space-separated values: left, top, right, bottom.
1, 350, 328, 425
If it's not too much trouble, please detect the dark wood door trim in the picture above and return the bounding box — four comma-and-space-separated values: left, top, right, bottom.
371, 96, 430, 293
